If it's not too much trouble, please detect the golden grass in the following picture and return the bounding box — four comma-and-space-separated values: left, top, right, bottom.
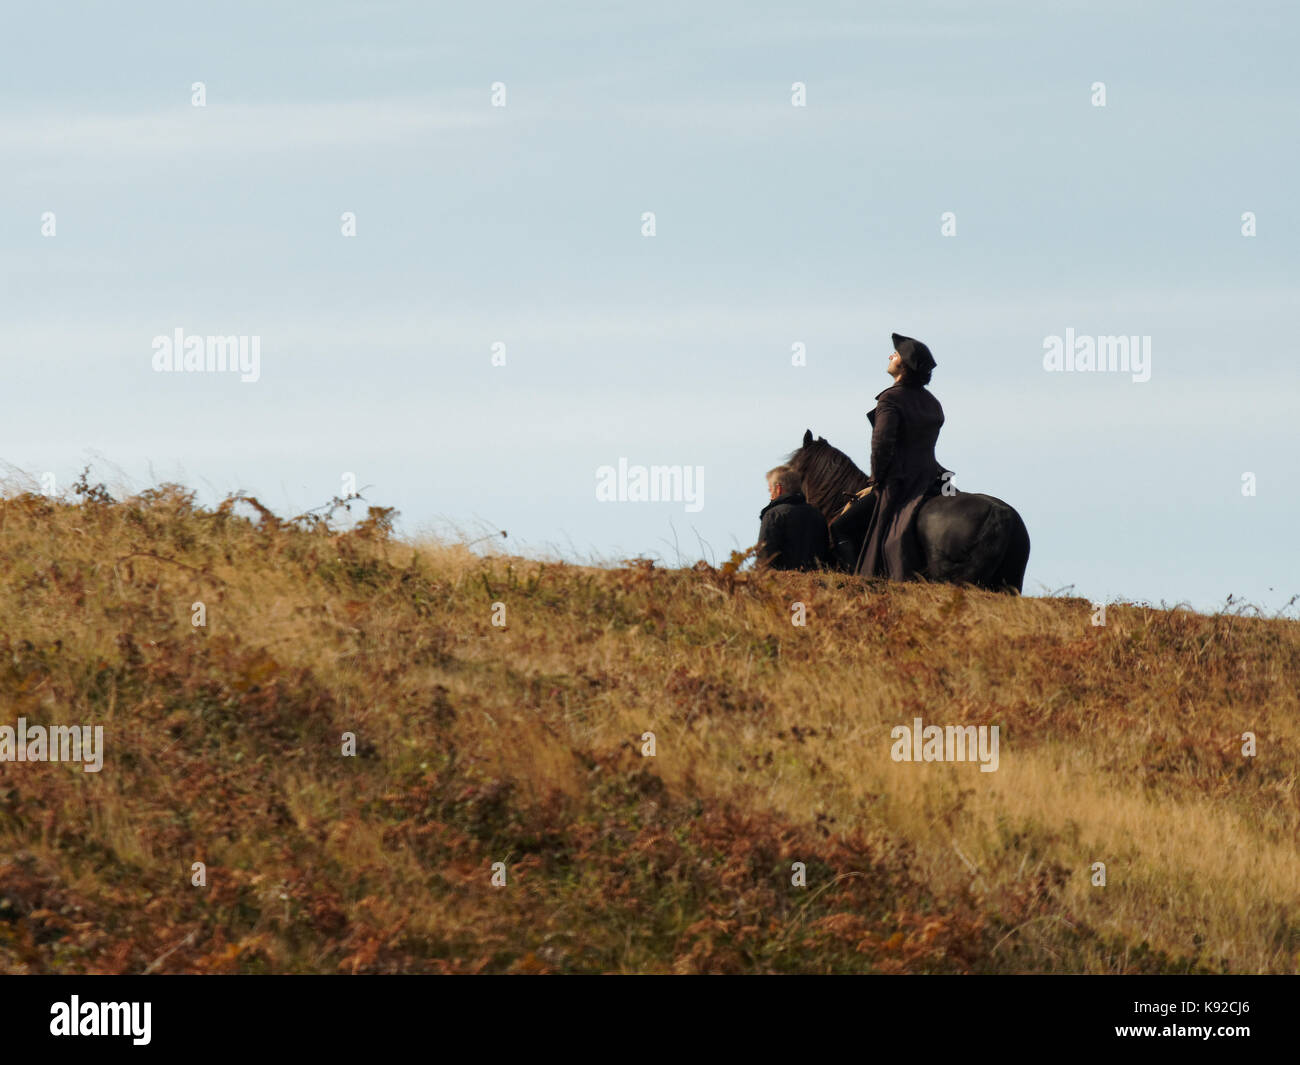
0, 482, 1297, 973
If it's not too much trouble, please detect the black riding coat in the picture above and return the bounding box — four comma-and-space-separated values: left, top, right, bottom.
757, 491, 830, 570
854, 383, 945, 580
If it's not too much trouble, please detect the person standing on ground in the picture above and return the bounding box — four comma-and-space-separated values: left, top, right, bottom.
757, 466, 830, 570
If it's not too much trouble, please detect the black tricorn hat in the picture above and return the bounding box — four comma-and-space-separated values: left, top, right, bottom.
892, 332, 936, 374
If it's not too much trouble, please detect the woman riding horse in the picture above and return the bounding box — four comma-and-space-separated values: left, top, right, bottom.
854, 333, 946, 581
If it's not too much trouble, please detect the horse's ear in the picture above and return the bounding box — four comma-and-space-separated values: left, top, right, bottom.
802, 429, 813, 446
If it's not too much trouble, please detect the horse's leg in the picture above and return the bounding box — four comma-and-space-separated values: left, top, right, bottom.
828, 494, 877, 573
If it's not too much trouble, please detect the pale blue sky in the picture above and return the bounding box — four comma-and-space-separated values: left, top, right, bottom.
2, 1, 1296, 613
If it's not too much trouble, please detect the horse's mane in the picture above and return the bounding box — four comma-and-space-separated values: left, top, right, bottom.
786, 431, 871, 524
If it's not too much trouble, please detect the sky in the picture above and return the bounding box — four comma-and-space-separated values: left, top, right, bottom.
2, 1, 1296, 614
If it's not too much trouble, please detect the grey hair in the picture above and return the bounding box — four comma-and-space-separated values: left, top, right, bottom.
766, 465, 802, 494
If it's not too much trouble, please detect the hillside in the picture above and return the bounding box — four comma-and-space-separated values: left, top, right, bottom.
1, 481, 1298, 974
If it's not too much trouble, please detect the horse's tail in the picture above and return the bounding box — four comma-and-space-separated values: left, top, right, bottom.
983, 503, 1030, 594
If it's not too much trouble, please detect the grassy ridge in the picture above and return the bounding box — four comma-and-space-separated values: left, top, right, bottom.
1, 483, 1297, 973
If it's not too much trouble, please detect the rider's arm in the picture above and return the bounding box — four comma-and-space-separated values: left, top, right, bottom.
870, 392, 900, 483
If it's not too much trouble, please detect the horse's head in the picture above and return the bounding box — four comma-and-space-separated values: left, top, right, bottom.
791, 428, 825, 468
787, 429, 870, 523
789, 429, 831, 479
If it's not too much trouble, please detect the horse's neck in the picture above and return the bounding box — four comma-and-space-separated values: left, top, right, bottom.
828, 454, 869, 495
808, 452, 869, 516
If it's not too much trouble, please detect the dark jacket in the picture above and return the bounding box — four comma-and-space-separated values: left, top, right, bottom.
758, 491, 830, 570
854, 384, 945, 580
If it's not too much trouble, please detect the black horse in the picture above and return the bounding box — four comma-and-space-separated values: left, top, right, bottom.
788, 429, 1030, 593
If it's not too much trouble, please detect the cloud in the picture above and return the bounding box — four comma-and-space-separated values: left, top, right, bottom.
1, 95, 507, 161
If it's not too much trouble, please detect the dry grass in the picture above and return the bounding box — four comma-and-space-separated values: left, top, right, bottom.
1, 480, 1297, 973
